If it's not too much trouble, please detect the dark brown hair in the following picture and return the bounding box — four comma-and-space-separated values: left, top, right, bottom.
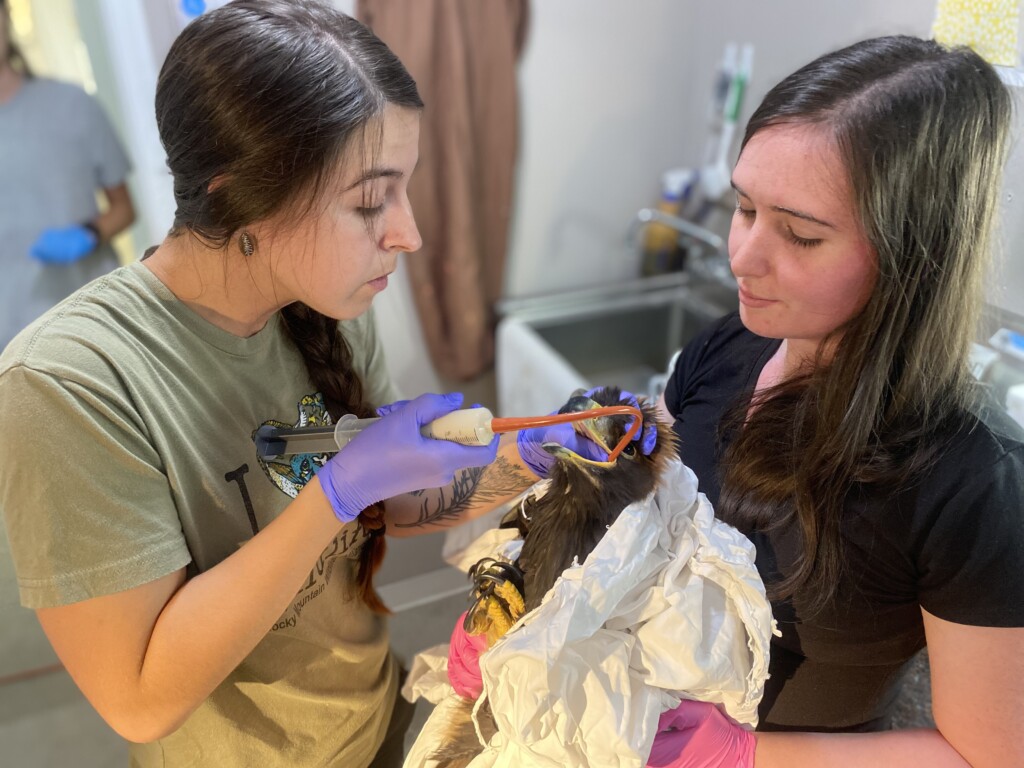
718, 36, 1011, 614
156, 0, 423, 611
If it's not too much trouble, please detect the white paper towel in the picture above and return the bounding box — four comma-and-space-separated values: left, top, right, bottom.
406, 459, 777, 768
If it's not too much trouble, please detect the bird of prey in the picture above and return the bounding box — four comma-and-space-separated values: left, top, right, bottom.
431, 387, 678, 767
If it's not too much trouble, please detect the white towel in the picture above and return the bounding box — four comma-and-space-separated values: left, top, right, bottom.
406, 458, 777, 768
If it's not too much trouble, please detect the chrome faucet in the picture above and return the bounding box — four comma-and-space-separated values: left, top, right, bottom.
629, 208, 737, 291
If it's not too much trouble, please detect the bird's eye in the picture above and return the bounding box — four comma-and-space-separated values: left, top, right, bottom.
622, 443, 636, 457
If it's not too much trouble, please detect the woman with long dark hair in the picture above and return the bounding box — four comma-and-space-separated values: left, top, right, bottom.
0, 2, 627, 765
656, 35, 1024, 767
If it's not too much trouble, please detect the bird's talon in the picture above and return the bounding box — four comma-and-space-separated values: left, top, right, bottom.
464, 557, 527, 643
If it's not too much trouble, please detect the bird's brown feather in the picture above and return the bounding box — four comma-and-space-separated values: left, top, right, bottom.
430, 388, 678, 763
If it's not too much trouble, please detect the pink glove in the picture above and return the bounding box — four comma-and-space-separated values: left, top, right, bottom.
647, 699, 756, 768
448, 611, 489, 699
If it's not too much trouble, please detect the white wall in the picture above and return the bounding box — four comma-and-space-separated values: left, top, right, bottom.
993, 77, 1024, 317
333, 0, 444, 395
87, 0, 1024, 390
505, 0, 939, 298
507, 0, 1024, 317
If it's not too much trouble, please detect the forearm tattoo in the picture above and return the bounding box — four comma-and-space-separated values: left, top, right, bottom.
393, 455, 534, 529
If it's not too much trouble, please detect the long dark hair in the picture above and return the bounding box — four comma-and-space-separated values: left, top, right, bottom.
718, 36, 1011, 613
1, 0, 32, 77
156, 0, 423, 612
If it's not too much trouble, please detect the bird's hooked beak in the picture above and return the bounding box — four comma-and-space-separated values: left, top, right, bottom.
541, 394, 621, 470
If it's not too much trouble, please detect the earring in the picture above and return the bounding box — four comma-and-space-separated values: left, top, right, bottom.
239, 231, 255, 257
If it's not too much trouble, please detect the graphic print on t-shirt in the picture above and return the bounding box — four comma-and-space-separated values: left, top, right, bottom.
252, 392, 372, 629
255, 392, 333, 497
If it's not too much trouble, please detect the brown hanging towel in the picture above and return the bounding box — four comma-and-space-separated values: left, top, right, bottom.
357, 0, 529, 381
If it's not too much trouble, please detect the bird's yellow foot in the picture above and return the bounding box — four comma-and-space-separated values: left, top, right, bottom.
464, 558, 526, 646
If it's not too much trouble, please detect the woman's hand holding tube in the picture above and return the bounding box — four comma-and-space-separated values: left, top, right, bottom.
516, 418, 607, 477
647, 699, 756, 768
516, 386, 657, 477
317, 392, 498, 523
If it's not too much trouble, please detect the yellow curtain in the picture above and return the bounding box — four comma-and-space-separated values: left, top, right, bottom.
932, 0, 1021, 66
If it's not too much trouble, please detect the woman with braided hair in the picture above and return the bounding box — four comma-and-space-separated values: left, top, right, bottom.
0, 2, 635, 765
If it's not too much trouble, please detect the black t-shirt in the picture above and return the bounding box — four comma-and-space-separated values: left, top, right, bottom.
664, 312, 1024, 732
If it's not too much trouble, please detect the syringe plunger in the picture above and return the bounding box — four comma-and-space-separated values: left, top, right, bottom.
333, 407, 496, 449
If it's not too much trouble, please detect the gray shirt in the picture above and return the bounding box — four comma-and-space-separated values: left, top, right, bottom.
0, 77, 130, 349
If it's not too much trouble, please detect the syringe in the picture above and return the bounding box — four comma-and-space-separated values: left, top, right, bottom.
333, 407, 498, 448
254, 407, 497, 459
253, 404, 643, 463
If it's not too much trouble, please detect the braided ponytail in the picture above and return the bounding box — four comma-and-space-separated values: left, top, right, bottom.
156, 1, 422, 613
281, 303, 390, 613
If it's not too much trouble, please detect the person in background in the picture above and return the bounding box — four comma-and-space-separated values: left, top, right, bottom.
0, 2, 629, 766
655, 35, 1023, 767
0, 0, 135, 349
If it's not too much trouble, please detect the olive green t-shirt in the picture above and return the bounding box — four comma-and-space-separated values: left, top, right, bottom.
0, 262, 402, 767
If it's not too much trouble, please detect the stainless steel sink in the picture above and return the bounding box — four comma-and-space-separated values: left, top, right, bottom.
496, 271, 738, 405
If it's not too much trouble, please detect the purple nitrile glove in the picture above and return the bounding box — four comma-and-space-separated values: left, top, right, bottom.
29, 225, 98, 264
375, 400, 410, 417
516, 386, 656, 478
601, 387, 658, 456
375, 399, 483, 417
647, 700, 756, 768
516, 418, 608, 478
318, 392, 498, 523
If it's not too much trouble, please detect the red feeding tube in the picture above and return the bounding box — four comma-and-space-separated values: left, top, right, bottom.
489, 405, 643, 462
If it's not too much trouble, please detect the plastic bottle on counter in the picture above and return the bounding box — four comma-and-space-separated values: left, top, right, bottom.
641, 168, 695, 276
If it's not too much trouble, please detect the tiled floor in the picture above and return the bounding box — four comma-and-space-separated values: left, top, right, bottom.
390, 592, 469, 755
0, 590, 467, 767
0, 670, 127, 767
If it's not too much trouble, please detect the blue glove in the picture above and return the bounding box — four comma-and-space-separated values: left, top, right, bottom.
30, 225, 99, 264
516, 387, 657, 478
318, 392, 499, 523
